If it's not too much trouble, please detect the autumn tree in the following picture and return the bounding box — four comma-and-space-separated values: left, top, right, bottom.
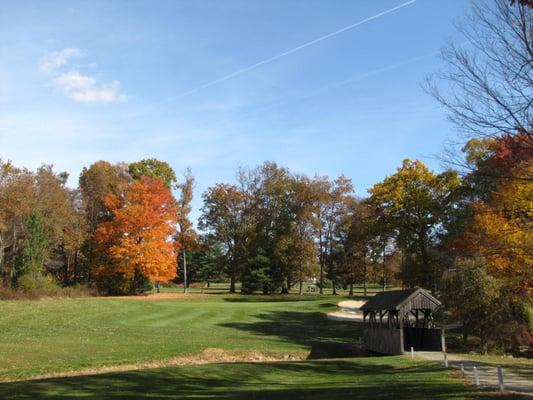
369, 160, 461, 292
322, 176, 354, 295
0, 161, 82, 287
33, 166, 86, 284
0, 160, 35, 285
199, 183, 251, 293
240, 162, 297, 294
308, 175, 355, 294
79, 161, 130, 282
128, 158, 177, 188
454, 133, 532, 294
311, 176, 330, 294
94, 177, 178, 294
337, 200, 374, 296
176, 169, 196, 293
290, 176, 319, 295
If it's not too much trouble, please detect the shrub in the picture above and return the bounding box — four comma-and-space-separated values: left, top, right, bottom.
442, 258, 532, 353
0, 277, 97, 300
17, 274, 59, 293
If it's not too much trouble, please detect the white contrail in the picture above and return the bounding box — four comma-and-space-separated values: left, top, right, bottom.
237, 51, 437, 119
148, 0, 417, 109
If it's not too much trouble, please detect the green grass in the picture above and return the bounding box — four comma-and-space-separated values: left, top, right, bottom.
0, 294, 355, 381
458, 354, 533, 381
0, 292, 525, 399
0, 357, 520, 400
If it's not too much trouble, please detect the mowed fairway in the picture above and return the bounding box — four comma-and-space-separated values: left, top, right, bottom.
0, 294, 354, 381
0, 294, 522, 399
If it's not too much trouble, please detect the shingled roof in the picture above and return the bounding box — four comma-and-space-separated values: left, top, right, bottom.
360, 288, 441, 312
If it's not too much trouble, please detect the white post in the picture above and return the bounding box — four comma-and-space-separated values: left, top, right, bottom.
460, 363, 465, 376
497, 366, 504, 392
441, 328, 448, 367
473, 366, 480, 386
411, 346, 414, 360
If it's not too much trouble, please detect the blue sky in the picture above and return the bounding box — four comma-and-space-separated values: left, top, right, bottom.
0, 0, 471, 221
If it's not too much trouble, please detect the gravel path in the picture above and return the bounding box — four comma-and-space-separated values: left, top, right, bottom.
414, 351, 533, 396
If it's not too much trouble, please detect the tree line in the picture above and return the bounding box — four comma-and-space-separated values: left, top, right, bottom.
0, 159, 193, 295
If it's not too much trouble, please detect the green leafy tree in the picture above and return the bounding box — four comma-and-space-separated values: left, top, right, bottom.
199, 183, 252, 293
441, 258, 531, 352
369, 159, 461, 292
195, 240, 224, 287
14, 210, 49, 284
128, 158, 177, 188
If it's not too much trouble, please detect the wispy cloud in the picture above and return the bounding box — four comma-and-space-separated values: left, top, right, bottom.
40, 48, 82, 73
53, 71, 126, 104
40, 48, 126, 104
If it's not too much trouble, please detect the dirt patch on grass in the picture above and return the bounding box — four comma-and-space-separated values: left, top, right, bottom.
2, 349, 306, 383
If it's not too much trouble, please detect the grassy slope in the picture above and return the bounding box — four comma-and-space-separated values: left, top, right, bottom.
0, 357, 521, 400
0, 294, 354, 380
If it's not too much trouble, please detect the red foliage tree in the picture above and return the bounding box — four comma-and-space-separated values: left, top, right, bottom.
95, 176, 178, 292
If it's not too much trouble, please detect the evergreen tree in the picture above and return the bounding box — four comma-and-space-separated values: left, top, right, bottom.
14, 210, 49, 284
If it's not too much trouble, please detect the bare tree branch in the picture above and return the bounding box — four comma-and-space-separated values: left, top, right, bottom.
426, 0, 532, 140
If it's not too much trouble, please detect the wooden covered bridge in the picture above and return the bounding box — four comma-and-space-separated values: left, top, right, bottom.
360, 288, 443, 355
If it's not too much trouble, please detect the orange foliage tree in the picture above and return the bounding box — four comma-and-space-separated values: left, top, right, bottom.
94, 176, 178, 293
466, 133, 533, 295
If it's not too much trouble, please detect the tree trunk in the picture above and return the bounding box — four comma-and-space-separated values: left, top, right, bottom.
419, 235, 435, 294
319, 228, 324, 294
0, 236, 3, 282
156, 281, 161, 293
462, 321, 469, 344
332, 280, 337, 295
299, 279, 303, 295
229, 262, 236, 293
349, 282, 353, 296
72, 250, 79, 285
64, 250, 70, 286
182, 249, 188, 293
382, 250, 386, 292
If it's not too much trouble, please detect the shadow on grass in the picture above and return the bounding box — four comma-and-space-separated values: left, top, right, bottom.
221, 309, 366, 359
0, 360, 514, 400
